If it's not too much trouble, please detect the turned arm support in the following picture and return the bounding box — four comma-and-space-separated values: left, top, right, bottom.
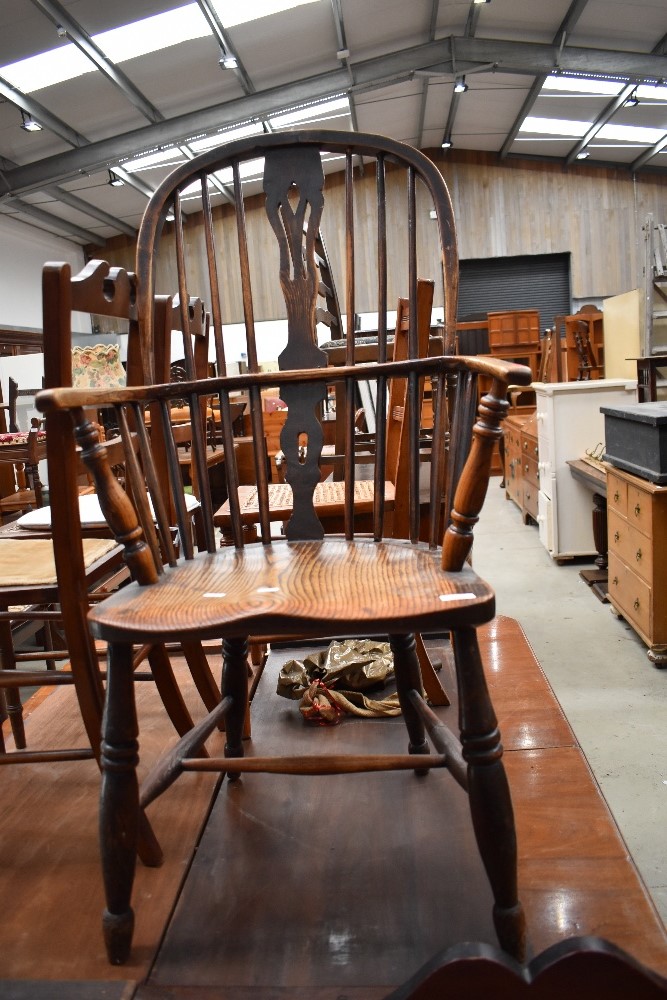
442, 366, 530, 572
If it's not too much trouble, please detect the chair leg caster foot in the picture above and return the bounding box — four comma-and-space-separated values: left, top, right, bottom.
103, 907, 134, 965
493, 901, 526, 962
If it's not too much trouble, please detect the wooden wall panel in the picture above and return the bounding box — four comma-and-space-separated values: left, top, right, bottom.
86, 151, 667, 325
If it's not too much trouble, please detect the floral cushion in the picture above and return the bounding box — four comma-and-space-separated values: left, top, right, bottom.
71, 343, 126, 389
0, 430, 46, 446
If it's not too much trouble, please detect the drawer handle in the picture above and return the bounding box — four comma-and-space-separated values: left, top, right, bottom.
614, 491, 620, 502
636, 548, 642, 562
614, 530, 620, 543
634, 503, 641, 516
612, 576, 619, 586
634, 598, 640, 611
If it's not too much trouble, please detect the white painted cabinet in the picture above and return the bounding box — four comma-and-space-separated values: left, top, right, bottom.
534, 379, 637, 560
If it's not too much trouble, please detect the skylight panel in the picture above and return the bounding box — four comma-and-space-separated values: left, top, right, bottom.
0, 44, 92, 93
519, 117, 590, 138
269, 96, 350, 128
0, 0, 321, 95
636, 83, 667, 102
188, 122, 265, 153
95, 5, 211, 63
0, 4, 211, 93
121, 148, 186, 172
597, 122, 666, 144
210, 0, 319, 29
542, 75, 625, 96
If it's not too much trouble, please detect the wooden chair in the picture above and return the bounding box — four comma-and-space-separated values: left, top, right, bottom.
388, 936, 667, 1000
0, 377, 47, 521
38, 130, 532, 966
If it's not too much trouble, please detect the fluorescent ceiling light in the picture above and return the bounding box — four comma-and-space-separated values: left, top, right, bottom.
0, 0, 318, 94
542, 75, 625, 96
269, 96, 350, 127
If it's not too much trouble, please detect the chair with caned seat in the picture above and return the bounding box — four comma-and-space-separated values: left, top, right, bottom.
37, 130, 531, 966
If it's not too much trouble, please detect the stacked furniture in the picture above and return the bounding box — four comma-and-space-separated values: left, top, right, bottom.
503, 410, 539, 524
602, 401, 667, 665
533, 380, 637, 561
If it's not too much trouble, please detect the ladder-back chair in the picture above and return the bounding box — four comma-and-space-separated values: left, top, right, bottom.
37, 130, 532, 966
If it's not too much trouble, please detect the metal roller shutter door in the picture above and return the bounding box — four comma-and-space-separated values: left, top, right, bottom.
457, 252, 571, 331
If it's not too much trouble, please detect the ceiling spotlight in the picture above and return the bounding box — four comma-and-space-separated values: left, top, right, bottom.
441, 137, 453, 149
576, 151, 589, 159
20, 110, 42, 132
108, 169, 124, 187
165, 209, 175, 222
473, 0, 491, 4
219, 50, 238, 70
454, 77, 468, 94
624, 89, 639, 107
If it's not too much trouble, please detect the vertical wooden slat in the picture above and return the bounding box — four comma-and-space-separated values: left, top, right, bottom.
200, 171, 227, 377
173, 190, 196, 379
217, 385, 243, 548
116, 403, 164, 571
429, 370, 447, 548
344, 152, 356, 539
186, 387, 217, 553
131, 401, 178, 568
233, 159, 270, 542
157, 398, 194, 561
407, 168, 419, 544
374, 155, 388, 540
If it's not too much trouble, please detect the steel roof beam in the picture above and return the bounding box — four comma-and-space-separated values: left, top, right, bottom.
5, 36, 667, 195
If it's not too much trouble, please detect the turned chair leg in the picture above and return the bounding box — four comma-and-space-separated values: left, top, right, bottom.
390, 633, 429, 762
100, 641, 142, 965
0, 617, 27, 749
221, 636, 249, 779
451, 626, 526, 961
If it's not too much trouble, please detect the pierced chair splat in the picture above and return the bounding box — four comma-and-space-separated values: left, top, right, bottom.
37, 130, 532, 968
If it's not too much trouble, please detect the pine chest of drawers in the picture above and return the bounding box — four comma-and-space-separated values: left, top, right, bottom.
606, 465, 667, 665
503, 410, 538, 523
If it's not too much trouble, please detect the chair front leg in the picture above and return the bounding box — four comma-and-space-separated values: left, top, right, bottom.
390, 633, 428, 760
451, 626, 526, 961
221, 636, 248, 779
100, 640, 141, 965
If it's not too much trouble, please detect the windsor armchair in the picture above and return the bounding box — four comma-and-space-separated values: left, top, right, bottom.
37, 130, 531, 966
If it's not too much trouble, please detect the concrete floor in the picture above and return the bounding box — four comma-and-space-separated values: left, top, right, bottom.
473, 476, 667, 926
